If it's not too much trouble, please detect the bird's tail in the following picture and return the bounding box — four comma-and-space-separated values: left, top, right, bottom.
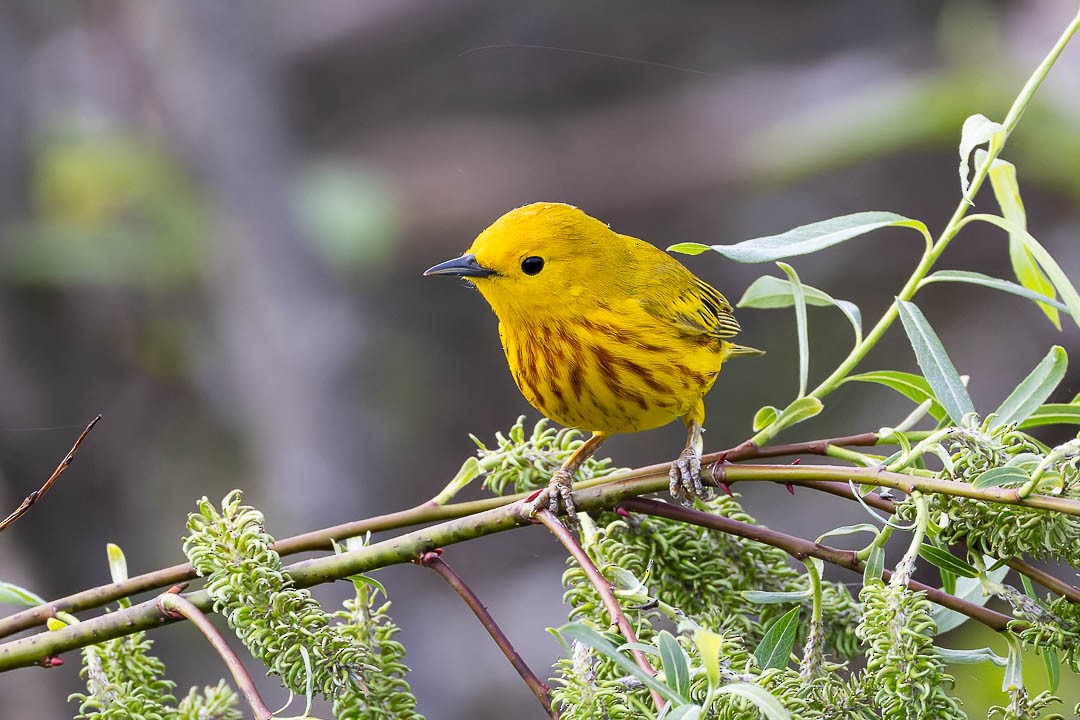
722, 342, 766, 360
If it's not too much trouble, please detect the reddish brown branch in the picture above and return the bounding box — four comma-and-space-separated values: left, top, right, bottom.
0, 415, 102, 534
531, 509, 664, 712
416, 551, 557, 718
157, 591, 272, 720
619, 497, 1014, 632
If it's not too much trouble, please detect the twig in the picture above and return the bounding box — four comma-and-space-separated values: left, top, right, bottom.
416, 551, 557, 719
4, 458, 1063, 669
0, 415, 101, 534
619, 497, 1013, 632
157, 590, 272, 720
6, 451, 1080, 643
531, 509, 664, 712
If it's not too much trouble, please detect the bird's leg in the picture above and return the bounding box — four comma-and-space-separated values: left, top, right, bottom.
524, 431, 607, 523
669, 421, 706, 505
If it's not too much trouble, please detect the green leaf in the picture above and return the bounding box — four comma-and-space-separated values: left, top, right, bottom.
920, 270, 1069, 314
738, 275, 862, 343
983, 154, 1061, 329
937, 646, 1008, 666
896, 300, 975, 423
844, 370, 948, 422
918, 546, 979, 578
106, 543, 128, 584
558, 623, 685, 703
752, 405, 779, 432
714, 683, 791, 720
993, 346, 1068, 427
969, 214, 1080, 330
665, 705, 702, 720
958, 114, 1005, 201
668, 211, 929, 263
971, 466, 1030, 489
768, 396, 824, 434
816, 523, 879, 545
1003, 635, 1024, 692
743, 589, 813, 604
931, 559, 1009, 634
753, 606, 800, 670
0, 581, 45, 607
658, 631, 691, 700
863, 544, 885, 585
1018, 403, 1080, 429
693, 628, 725, 689
1043, 648, 1060, 693
777, 263, 809, 397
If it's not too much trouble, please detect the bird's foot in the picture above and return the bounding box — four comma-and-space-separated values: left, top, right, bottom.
523, 469, 578, 524
669, 446, 706, 506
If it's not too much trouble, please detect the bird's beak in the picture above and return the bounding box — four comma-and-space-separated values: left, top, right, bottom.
423, 253, 496, 278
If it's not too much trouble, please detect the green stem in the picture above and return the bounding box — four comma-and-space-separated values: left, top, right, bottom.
4, 460, 1073, 671
749, 10, 1080, 449
892, 493, 929, 586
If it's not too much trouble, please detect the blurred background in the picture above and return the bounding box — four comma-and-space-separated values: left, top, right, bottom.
0, 1, 1078, 717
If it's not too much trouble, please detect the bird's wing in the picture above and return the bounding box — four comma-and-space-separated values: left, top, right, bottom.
639, 266, 741, 340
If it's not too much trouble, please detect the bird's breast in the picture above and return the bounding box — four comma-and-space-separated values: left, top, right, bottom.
497, 313, 725, 434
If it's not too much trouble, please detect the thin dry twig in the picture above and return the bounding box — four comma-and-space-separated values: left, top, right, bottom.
416, 550, 557, 718
0, 415, 102, 534
531, 508, 664, 712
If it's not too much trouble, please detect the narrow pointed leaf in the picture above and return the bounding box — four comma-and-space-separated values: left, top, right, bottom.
777, 263, 809, 397
920, 270, 1069, 314
743, 589, 813, 604
665, 706, 702, 720
1043, 649, 1060, 693
557, 623, 685, 703
863, 544, 885, 584
668, 212, 929, 263
931, 560, 1009, 634
844, 370, 947, 421
937, 646, 1008, 666
658, 631, 691, 699
970, 214, 1080, 330
769, 396, 824, 434
993, 346, 1068, 427
0, 581, 45, 607
972, 466, 1030, 489
739, 275, 862, 343
918, 546, 979, 578
753, 606, 800, 670
897, 300, 975, 423
816, 523, 879, 544
1018, 403, 1080, 429
714, 684, 791, 720
983, 153, 1061, 328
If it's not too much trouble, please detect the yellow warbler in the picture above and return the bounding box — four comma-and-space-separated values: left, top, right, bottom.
426, 202, 761, 518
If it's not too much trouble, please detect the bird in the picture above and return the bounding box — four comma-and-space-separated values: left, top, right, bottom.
425, 202, 761, 520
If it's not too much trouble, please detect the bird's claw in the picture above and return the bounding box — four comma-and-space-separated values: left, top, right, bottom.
523, 469, 578, 524
669, 447, 706, 506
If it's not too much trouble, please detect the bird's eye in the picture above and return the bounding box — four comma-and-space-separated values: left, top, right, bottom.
521, 256, 544, 275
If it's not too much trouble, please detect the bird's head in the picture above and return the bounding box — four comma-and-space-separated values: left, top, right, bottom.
424, 202, 627, 320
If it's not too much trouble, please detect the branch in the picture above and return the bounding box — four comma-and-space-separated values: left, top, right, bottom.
0, 415, 101, 534
531, 509, 664, 713
415, 551, 556, 719
618, 497, 1013, 632
6, 459, 1080, 666
157, 590, 272, 720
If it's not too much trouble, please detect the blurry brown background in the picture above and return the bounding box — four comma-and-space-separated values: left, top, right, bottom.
0, 1, 1078, 718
